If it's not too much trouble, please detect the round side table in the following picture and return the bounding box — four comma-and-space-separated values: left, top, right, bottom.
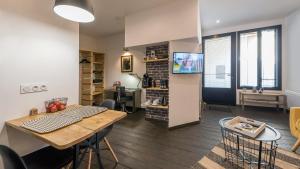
219, 117, 281, 169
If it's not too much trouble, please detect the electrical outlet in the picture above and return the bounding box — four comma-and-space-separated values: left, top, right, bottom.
20, 83, 48, 94
40, 84, 48, 91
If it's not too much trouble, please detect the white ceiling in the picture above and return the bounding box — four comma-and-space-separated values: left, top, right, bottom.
79, 0, 300, 37
79, 0, 173, 37
200, 0, 300, 32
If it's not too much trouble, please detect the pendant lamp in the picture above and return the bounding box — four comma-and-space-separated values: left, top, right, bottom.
54, 0, 95, 23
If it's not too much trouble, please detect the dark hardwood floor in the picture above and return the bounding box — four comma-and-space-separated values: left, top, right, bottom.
81, 106, 298, 169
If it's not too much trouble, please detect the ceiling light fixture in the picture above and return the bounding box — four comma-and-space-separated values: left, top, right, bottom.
216, 19, 221, 24
53, 0, 95, 23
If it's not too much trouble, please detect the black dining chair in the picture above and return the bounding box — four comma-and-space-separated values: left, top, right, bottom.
100, 99, 116, 110
116, 86, 132, 113
0, 145, 27, 169
99, 99, 118, 163
0, 145, 73, 169
82, 99, 119, 169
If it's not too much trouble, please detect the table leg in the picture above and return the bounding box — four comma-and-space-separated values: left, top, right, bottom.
72, 144, 79, 169
283, 95, 287, 113
258, 141, 262, 169
276, 96, 279, 111
133, 92, 136, 113
236, 135, 240, 166
268, 142, 274, 167
241, 93, 245, 111
95, 133, 104, 169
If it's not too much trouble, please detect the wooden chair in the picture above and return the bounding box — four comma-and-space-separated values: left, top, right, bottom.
290, 107, 300, 152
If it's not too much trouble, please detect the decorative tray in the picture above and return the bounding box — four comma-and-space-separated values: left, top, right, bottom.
224, 116, 266, 138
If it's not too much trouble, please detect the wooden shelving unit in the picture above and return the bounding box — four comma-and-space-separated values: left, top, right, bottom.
80, 50, 104, 106
146, 105, 169, 110
93, 62, 104, 65
146, 87, 169, 91
239, 91, 287, 113
144, 58, 169, 63
144, 44, 169, 121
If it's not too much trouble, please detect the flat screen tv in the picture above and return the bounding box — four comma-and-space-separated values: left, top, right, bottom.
172, 52, 204, 74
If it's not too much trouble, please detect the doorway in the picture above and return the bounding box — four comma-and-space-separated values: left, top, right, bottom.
202, 33, 236, 105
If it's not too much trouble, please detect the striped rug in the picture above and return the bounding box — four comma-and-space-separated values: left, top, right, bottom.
191, 143, 300, 169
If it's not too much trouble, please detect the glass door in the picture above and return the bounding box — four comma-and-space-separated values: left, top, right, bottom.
202, 33, 236, 105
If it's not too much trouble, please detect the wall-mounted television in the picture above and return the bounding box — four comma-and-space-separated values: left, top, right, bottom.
172, 52, 204, 74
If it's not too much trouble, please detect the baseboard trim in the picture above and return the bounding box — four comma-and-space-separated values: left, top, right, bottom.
168, 120, 200, 130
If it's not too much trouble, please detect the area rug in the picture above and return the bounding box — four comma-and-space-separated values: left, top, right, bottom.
191, 143, 300, 169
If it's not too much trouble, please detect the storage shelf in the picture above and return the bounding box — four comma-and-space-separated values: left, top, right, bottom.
146, 105, 169, 109
146, 87, 168, 91
80, 50, 104, 106
92, 92, 103, 96
144, 58, 169, 63
81, 99, 92, 102
244, 99, 280, 105
93, 71, 103, 73
93, 62, 104, 65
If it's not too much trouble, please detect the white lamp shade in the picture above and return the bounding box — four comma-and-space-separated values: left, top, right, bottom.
54, 0, 95, 23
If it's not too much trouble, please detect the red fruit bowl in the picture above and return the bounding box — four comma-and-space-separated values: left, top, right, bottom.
45, 97, 68, 113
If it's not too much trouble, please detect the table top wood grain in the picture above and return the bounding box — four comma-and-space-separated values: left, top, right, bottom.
5, 106, 127, 150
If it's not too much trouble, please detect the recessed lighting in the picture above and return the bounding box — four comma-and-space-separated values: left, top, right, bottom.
216, 19, 221, 24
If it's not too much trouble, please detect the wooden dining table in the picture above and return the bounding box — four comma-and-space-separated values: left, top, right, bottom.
6, 105, 127, 169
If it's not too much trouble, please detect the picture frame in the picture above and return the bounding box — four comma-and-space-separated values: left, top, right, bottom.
121, 55, 133, 72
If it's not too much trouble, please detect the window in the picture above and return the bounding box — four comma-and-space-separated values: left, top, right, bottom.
239, 32, 258, 87
238, 25, 282, 90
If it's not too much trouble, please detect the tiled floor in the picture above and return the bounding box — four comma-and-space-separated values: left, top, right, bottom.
80, 106, 298, 169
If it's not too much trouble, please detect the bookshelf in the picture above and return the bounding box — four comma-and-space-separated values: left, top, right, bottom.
80, 50, 104, 106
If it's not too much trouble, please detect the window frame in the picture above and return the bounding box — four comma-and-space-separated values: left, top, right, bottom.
237, 25, 282, 90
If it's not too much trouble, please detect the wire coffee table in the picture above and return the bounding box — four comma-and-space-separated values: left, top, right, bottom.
219, 117, 281, 169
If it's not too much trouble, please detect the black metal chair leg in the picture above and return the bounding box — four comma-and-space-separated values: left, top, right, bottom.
121, 103, 132, 114
121, 104, 127, 113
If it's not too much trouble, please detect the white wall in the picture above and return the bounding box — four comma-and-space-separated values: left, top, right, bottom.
286, 9, 300, 107
0, 0, 79, 156
102, 33, 147, 106
79, 33, 105, 53
169, 38, 202, 128
102, 33, 146, 89
79, 32, 147, 106
125, 0, 198, 47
